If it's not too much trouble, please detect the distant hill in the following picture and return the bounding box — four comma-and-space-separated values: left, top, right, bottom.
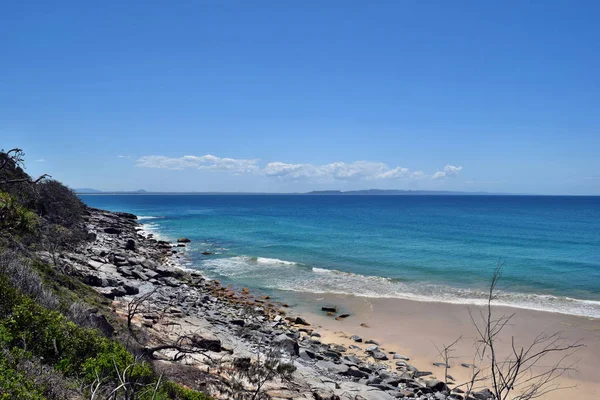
74, 188, 102, 193
304, 189, 491, 195
75, 188, 147, 194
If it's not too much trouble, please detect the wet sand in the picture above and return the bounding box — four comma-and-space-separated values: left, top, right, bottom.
285, 292, 600, 399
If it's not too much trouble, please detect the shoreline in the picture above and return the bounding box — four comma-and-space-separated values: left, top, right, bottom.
283, 292, 600, 399
76, 207, 599, 399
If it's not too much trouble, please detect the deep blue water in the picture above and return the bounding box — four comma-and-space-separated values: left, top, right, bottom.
80, 195, 600, 318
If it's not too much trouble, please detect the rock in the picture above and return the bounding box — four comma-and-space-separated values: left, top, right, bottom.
89, 313, 115, 336
114, 211, 137, 219
162, 277, 181, 287
177, 238, 191, 243
366, 345, 379, 352
426, 380, 448, 392
350, 335, 363, 342
367, 377, 382, 385
230, 319, 245, 327
397, 390, 416, 398
342, 366, 370, 378
321, 306, 338, 313
433, 362, 450, 368
201, 251, 213, 255
337, 313, 350, 319
295, 316, 309, 325
191, 335, 222, 352
130, 270, 148, 281
311, 332, 321, 338
104, 227, 122, 235
331, 344, 347, 353
393, 354, 410, 360
85, 274, 108, 287
474, 389, 494, 400
413, 371, 433, 378
312, 388, 340, 400
125, 239, 136, 250
299, 348, 315, 361
343, 355, 362, 365
372, 351, 389, 360
315, 360, 349, 375
365, 339, 379, 345
122, 283, 140, 295
273, 333, 299, 356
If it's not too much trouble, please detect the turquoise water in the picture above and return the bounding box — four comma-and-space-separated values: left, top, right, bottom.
80, 195, 600, 318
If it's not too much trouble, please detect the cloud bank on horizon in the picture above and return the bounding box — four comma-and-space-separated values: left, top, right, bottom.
135, 155, 463, 182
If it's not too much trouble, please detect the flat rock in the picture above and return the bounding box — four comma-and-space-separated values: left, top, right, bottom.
372, 351, 389, 360
315, 360, 349, 375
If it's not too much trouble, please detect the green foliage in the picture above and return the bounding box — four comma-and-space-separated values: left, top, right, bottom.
0, 298, 102, 373
0, 192, 39, 235
0, 274, 21, 319
35, 180, 85, 228
0, 348, 46, 400
82, 340, 154, 383
161, 381, 210, 400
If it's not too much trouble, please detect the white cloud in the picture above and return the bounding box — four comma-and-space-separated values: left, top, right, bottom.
118, 155, 131, 159
136, 154, 260, 173
35, 159, 46, 162
432, 165, 463, 180
136, 154, 463, 181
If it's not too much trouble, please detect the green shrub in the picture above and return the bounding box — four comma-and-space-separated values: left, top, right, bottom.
0, 348, 46, 400
161, 381, 210, 400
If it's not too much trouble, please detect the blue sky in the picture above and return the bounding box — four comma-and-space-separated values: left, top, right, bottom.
1, 1, 599, 194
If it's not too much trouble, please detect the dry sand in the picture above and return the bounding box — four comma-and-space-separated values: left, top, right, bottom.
286, 292, 600, 399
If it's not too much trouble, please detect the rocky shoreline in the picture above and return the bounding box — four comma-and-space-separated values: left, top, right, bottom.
60, 207, 492, 400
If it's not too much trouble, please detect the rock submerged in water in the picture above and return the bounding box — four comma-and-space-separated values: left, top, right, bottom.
177, 237, 191, 243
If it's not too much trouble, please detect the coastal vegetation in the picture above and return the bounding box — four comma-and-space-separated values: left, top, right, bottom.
0, 148, 209, 399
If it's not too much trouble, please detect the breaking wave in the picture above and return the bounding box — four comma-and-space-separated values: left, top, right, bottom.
199, 256, 600, 319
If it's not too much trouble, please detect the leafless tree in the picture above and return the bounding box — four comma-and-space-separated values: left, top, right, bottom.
458, 262, 584, 400
0, 148, 50, 185
433, 336, 461, 385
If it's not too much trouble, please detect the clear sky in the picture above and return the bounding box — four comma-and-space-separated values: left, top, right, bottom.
1, 1, 599, 194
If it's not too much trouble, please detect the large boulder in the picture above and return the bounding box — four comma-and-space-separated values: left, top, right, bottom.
191, 334, 222, 352
273, 334, 299, 356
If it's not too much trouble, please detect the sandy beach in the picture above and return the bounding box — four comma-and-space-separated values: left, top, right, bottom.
285, 292, 600, 399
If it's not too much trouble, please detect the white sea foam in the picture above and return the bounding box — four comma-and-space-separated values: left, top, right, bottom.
256, 257, 298, 266
199, 256, 600, 319
137, 215, 163, 220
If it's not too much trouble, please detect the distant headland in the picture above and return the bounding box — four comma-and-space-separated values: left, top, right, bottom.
74, 188, 506, 195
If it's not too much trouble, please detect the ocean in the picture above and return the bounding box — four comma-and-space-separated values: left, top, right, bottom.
79, 195, 600, 318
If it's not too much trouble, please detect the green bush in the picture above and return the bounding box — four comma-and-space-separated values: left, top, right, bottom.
0, 348, 46, 400
160, 381, 210, 400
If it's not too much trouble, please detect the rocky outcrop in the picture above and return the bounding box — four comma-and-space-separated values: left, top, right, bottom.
57, 207, 486, 400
